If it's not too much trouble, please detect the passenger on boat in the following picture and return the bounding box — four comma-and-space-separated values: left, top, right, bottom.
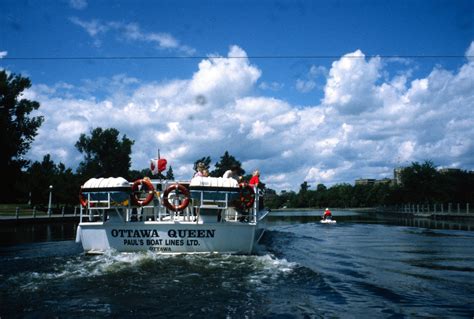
193, 162, 206, 177
223, 165, 241, 181
202, 169, 210, 177
323, 208, 332, 220
249, 170, 260, 187
249, 169, 265, 210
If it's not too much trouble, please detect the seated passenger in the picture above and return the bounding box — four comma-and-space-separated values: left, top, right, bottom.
193, 162, 206, 177
223, 165, 242, 181
322, 208, 332, 220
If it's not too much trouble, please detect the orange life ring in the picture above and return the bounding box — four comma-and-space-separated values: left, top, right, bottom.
131, 178, 155, 206
238, 183, 255, 209
162, 183, 190, 211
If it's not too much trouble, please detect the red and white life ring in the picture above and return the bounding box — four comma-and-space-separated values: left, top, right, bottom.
162, 183, 190, 211
131, 178, 155, 206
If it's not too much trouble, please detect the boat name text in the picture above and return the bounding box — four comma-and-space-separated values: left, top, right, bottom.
110, 229, 215, 239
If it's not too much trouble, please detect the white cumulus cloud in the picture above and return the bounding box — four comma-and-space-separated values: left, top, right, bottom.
295, 79, 316, 93
323, 49, 381, 114
70, 17, 195, 54
189, 46, 261, 104
23, 44, 474, 191
259, 81, 284, 91
69, 0, 87, 10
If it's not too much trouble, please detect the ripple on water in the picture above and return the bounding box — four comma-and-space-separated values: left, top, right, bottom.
259, 222, 474, 317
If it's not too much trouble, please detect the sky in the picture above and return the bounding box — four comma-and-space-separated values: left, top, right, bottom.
1, 0, 473, 191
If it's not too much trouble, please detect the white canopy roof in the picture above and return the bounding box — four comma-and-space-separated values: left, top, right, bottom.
82, 177, 130, 189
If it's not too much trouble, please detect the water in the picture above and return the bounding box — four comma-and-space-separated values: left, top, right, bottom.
1, 211, 474, 318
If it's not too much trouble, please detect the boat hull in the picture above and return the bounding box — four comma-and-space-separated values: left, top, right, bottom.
77, 221, 264, 254
320, 219, 336, 224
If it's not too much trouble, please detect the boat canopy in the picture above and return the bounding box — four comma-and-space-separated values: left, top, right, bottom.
82, 177, 131, 192
189, 176, 239, 188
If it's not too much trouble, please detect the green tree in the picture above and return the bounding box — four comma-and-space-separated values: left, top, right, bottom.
166, 166, 175, 180
434, 169, 474, 204
0, 71, 44, 202
296, 181, 310, 207
25, 154, 79, 207
26, 154, 57, 205
75, 127, 134, 179
351, 184, 371, 207
373, 183, 391, 206
312, 183, 328, 208
128, 168, 153, 181
279, 190, 297, 208
210, 151, 245, 177
300, 181, 310, 193
316, 184, 327, 192
401, 161, 439, 203
263, 188, 283, 209
333, 183, 353, 207
54, 162, 79, 206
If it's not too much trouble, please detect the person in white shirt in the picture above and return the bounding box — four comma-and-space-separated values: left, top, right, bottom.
223, 165, 241, 181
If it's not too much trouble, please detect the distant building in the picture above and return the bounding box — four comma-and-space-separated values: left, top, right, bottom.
355, 166, 467, 188
355, 179, 375, 186
438, 168, 461, 174
374, 178, 394, 185
394, 167, 404, 185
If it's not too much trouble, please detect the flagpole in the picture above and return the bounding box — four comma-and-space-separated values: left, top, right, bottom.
158, 149, 161, 181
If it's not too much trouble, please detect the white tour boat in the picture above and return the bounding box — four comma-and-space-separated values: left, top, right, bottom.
75, 176, 268, 254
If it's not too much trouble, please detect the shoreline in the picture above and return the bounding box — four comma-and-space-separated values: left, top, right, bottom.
270, 207, 474, 222
271, 207, 377, 212
0, 214, 79, 225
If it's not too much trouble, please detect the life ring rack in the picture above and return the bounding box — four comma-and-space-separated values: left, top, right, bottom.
162, 183, 190, 212
238, 182, 255, 209
131, 178, 155, 206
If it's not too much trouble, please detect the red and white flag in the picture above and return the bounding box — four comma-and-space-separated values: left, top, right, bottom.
150, 158, 167, 175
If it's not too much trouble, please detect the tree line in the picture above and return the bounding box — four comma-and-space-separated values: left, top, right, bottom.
1, 71, 473, 209
264, 161, 474, 209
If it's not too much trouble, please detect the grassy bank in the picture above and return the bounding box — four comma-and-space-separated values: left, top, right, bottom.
0, 204, 49, 217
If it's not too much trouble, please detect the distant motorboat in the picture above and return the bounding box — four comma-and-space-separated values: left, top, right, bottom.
320, 218, 336, 224
321, 208, 335, 223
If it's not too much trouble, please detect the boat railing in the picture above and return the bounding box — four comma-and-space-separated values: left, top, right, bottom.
79, 180, 263, 224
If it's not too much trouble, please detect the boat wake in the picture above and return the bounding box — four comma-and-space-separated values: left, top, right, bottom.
4, 244, 298, 295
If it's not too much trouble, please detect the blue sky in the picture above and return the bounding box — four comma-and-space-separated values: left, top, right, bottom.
1, 0, 473, 191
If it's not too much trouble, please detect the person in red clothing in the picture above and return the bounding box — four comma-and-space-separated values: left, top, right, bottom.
249, 169, 263, 210
323, 208, 332, 220
249, 170, 260, 187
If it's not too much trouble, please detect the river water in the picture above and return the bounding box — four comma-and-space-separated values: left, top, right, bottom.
1, 210, 473, 318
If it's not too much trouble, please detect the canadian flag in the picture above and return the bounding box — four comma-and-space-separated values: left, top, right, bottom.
150, 158, 167, 175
